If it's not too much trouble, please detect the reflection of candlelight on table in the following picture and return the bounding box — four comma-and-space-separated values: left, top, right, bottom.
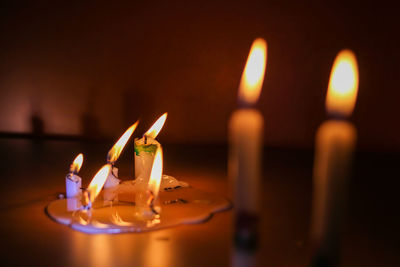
104, 121, 139, 189
311, 49, 359, 266
228, 38, 267, 249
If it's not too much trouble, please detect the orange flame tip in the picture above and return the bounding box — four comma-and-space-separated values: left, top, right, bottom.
238, 38, 267, 106
326, 49, 359, 117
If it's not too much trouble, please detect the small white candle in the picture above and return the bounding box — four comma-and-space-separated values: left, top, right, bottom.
65, 153, 83, 198
228, 38, 267, 248
104, 121, 138, 189
311, 50, 359, 265
66, 174, 82, 198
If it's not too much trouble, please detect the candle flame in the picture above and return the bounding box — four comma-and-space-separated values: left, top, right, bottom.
69, 153, 83, 174
145, 113, 167, 139
238, 38, 267, 105
326, 49, 359, 117
87, 164, 111, 202
107, 121, 139, 164
148, 147, 163, 199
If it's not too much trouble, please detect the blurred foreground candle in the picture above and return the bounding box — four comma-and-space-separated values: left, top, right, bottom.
311, 50, 359, 266
104, 121, 139, 188
228, 38, 267, 249
66, 153, 84, 198
135, 113, 167, 209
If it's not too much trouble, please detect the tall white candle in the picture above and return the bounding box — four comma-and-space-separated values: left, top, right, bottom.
311, 50, 359, 266
228, 38, 267, 249
135, 113, 167, 210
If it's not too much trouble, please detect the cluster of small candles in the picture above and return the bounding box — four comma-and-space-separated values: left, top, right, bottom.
65, 113, 167, 218
62, 37, 359, 263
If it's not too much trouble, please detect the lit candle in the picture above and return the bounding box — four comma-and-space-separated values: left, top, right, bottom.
148, 147, 163, 200
104, 121, 139, 188
228, 38, 267, 248
66, 153, 84, 198
82, 164, 112, 209
135, 147, 163, 220
134, 113, 166, 192
311, 49, 359, 266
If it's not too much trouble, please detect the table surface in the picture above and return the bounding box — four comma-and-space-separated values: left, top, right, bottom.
0, 138, 398, 267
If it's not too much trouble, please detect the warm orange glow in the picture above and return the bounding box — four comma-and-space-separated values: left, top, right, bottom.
107, 121, 139, 163
69, 153, 84, 174
87, 164, 111, 202
148, 147, 163, 198
326, 49, 359, 117
145, 113, 167, 139
238, 38, 267, 105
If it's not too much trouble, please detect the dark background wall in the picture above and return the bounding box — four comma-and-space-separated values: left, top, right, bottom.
0, 1, 399, 151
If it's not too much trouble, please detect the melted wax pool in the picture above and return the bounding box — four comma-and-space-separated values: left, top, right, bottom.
46, 175, 231, 234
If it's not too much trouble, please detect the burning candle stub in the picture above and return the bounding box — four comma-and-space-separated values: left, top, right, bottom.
82, 164, 112, 209
104, 121, 139, 189
134, 113, 166, 178
134, 113, 167, 210
311, 50, 359, 266
65, 154, 84, 211
229, 38, 267, 249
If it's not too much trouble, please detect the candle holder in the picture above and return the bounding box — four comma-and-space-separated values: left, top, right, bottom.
46, 181, 231, 234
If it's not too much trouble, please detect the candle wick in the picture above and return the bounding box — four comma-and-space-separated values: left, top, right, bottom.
146, 190, 158, 214
144, 135, 147, 145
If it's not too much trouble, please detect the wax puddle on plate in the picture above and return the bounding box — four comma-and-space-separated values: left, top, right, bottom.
46, 176, 231, 234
